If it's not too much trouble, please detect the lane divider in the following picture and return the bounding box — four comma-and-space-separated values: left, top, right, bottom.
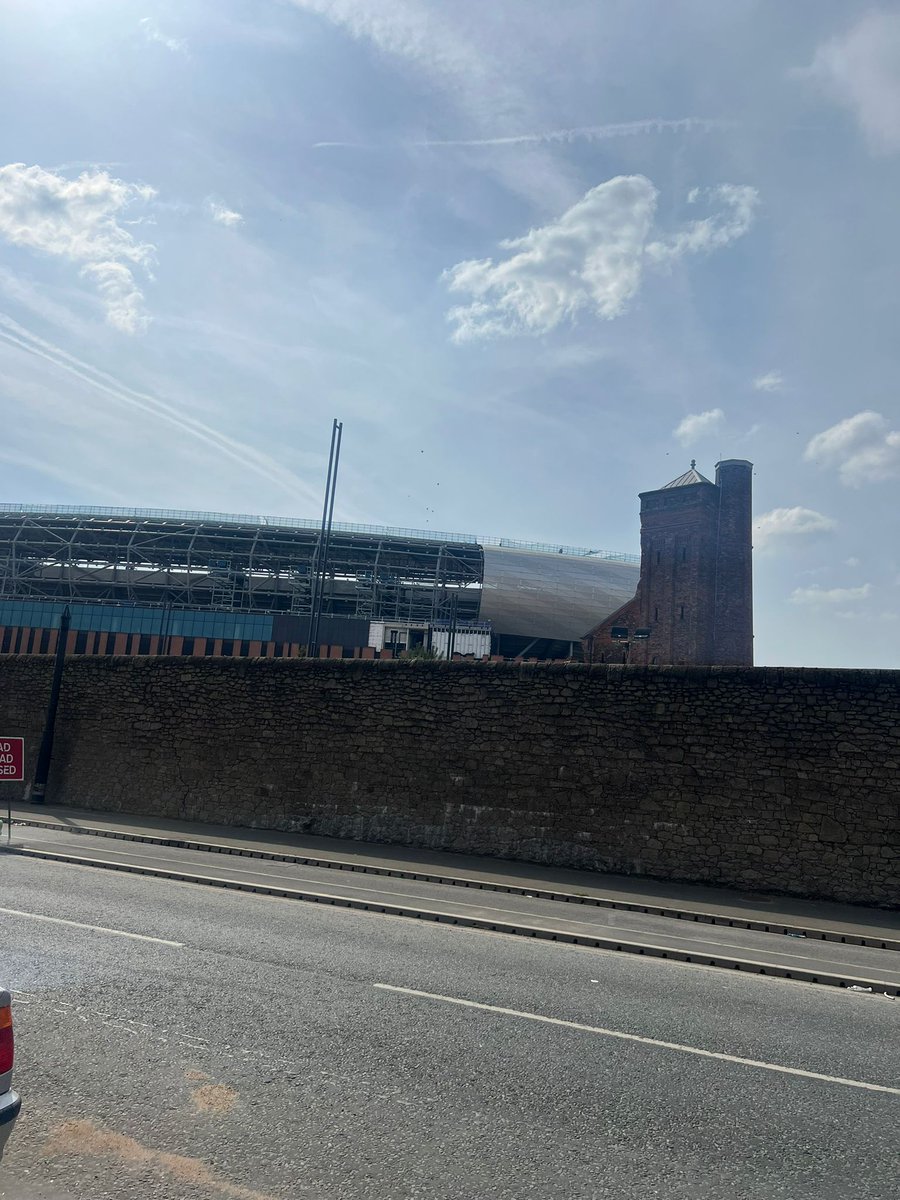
11, 817, 898, 951
0, 904, 183, 946
7, 844, 899, 996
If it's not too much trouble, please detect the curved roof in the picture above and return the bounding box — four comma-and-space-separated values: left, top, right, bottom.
480, 545, 639, 642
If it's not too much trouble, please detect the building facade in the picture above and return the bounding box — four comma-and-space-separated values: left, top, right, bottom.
0, 504, 639, 661
583, 460, 753, 666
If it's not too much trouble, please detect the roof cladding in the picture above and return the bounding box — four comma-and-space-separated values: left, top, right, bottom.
480, 545, 639, 641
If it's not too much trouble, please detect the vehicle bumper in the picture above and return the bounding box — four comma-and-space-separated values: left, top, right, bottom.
0, 1090, 21, 1159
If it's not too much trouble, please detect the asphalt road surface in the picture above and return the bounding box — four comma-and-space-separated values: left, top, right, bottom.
0, 853, 897, 1200
11, 824, 900, 989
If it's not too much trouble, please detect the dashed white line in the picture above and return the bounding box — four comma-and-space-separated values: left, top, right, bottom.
373, 984, 900, 1097
0, 906, 182, 946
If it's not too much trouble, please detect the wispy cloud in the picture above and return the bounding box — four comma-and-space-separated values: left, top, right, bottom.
673, 409, 724, 446
290, 0, 585, 210
754, 506, 836, 551
0, 163, 156, 333
207, 200, 244, 227
804, 411, 900, 486
644, 184, 759, 266
443, 176, 758, 341
753, 370, 784, 392
794, 10, 900, 154
314, 117, 734, 150
791, 583, 872, 605
0, 313, 320, 507
139, 16, 187, 55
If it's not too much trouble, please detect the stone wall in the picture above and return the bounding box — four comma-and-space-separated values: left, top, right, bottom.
1, 655, 897, 905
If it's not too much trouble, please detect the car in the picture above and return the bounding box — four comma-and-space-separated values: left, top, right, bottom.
0, 988, 20, 1160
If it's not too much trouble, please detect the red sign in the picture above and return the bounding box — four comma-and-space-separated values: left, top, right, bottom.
0, 738, 24, 782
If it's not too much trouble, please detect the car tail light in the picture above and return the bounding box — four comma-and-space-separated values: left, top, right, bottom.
0, 1005, 13, 1074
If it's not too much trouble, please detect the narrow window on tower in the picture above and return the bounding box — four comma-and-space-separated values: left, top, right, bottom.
654, 606, 658, 622
656, 550, 661, 564
682, 547, 687, 562
680, 605, 685, 621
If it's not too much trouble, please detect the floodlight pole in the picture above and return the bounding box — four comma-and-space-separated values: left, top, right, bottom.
307, 419, 342, 657
311, 420, 342, 654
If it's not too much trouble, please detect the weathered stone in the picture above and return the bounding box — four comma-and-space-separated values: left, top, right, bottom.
0, 656, 897, 905
819, 816, 849, 843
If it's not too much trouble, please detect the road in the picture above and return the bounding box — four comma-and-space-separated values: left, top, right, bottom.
10, 822, 900, 990
0, 852, 898, 1199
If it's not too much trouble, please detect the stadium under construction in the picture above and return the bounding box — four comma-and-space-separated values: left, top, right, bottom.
0, 504, 639, 661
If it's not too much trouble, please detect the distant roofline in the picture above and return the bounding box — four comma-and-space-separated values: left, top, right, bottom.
0, 503, 639, 564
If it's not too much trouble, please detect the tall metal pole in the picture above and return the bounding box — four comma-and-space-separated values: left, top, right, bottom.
28, 606, 70, 805
157, 602, 173, 655
306, 420, 338, 657
448, 590, 459, 660
311, 420, 342, 654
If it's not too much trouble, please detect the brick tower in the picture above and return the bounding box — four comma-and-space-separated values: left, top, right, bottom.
584, 460, 753, 666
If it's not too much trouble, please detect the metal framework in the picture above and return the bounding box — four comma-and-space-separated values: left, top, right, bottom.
0, 507, 483, 626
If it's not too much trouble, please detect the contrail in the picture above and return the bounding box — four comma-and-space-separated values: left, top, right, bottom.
0, 313, 320, 508
314, 117, 734, 150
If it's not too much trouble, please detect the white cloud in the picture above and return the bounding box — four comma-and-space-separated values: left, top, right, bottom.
208, 201, 244, 227
796, 10, 900, 153
139, 17, 187, 55
445, 176, 655, 341
0, 163, 156, 333
644, 184, 759, 265
673, 408, 724, 446
753, 506, 836, 551
443, 176, 758, 341
804, 411, 900, 486
790, 583, 872, 606
753, 370, 783, 392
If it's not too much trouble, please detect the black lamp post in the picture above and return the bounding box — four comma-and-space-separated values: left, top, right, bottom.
28, 605, 70, 805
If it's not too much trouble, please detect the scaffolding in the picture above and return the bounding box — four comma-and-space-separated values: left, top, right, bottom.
0, 506, 483, 625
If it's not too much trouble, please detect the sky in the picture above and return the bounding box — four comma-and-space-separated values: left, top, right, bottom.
0, 0, 899, 668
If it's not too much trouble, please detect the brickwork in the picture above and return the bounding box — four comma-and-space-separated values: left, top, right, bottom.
711, 460, 754, 664
0, 628, 495, 662
1, 656, 897, 905
585, 461, 753, 667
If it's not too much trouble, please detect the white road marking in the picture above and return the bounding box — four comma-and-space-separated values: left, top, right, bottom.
23, 838, 890, 974
373, 984, 900, 1097
0, 906, 182, 946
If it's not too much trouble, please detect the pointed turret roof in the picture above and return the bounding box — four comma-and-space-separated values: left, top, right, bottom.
661, 460, 712, 489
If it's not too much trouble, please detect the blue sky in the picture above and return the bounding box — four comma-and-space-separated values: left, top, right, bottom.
1, 0, 899, 667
